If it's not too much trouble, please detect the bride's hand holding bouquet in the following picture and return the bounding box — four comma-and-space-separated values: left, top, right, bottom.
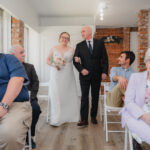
51, 56, 66, 71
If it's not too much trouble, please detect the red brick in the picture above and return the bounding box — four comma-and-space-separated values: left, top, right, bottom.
11, 17, 24, 47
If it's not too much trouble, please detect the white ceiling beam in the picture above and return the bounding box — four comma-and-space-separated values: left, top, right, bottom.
40, 16, 94, 26
0, 0, 39, 31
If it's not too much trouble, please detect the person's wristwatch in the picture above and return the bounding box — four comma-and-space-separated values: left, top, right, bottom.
0, 102, 9, 109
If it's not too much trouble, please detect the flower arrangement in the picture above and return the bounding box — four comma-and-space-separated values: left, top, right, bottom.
51, 56, 66, 69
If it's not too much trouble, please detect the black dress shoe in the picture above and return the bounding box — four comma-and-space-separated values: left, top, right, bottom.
91, 118, 98, 124
26, 138, 36, 149
31, 138, 36, 149
133, 139, 142, 150
77, 121, 88, 127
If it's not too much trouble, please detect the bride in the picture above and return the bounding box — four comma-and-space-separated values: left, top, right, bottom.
46, 32, 80, 126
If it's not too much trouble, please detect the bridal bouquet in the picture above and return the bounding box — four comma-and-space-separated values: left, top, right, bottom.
51, 56, 66, 69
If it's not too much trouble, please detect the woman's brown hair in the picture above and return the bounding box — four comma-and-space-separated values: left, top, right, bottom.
59, 32, 70, 41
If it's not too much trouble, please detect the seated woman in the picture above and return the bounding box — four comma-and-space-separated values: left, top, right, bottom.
121, 48, 150, 149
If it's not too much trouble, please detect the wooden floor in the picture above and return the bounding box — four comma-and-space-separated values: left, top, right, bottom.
32, 100, 150, 150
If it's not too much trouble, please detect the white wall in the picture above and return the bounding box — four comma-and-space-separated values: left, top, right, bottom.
0, 0, 39, 31
130, 32, 138, 71
2, 11, 11, 53
39, 26, 95, 96
28, 28, 40, 76
39, 26, 83, 82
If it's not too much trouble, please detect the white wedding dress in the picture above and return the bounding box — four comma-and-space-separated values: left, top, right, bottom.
49, 48, 80, 126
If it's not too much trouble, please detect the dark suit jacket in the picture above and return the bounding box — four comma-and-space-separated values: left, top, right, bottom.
73, 39, 108, 80
23, 62, 39, 100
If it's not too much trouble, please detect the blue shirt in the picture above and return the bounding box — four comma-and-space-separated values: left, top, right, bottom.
109, 66, 136, 91
0, 54, 29, 102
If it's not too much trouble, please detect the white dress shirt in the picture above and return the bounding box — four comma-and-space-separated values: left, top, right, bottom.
86, 39, 93, 49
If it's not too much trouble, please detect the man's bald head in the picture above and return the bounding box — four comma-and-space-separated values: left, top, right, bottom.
9, 46, 25, 63
81, 26, 92, 40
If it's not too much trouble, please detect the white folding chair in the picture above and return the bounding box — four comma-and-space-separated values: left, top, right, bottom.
124, 127, 133, 150
38, 83, 49, 100
23, 128, 32, 150
37, 82, 49, 122
124, 126, 142, 150
103, 83, 124, 142
99, 82, 110, 121
46, 95, 50, 123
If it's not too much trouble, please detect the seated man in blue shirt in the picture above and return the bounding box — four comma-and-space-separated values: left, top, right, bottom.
106, 51, 136, 107
0, 53, 32, 150
10, 46, 41, 148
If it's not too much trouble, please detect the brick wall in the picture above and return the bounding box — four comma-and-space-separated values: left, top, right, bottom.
11, 17, 24, 47
138, 10, 149, 72
123, 28, 130, 51
94, 27, 138, 88
94, 28, 136, 78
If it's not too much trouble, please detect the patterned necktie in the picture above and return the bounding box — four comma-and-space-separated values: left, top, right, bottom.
88, 41, 92, 54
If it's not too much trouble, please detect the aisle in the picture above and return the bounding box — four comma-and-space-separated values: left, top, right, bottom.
35, 100, 124, 150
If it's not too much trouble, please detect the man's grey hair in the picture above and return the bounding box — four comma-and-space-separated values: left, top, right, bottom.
8, 46, 23, 54
144, 48, 150, 64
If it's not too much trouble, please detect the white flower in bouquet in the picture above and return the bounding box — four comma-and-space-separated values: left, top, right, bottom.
51, 56, 66, 69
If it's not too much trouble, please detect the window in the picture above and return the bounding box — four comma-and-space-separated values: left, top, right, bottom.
2, 10, 11, 53
24, 26, 29, 62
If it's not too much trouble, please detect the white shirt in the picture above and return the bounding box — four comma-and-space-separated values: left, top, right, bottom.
86, 39, 93, 49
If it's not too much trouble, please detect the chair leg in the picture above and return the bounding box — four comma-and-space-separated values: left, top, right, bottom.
105, 108, 108, 142
28, 129, 32, 150
124, 127, 128, 150
99, 98, 102, 121
23, 129, 32, 150
129, 131, 133, 150
104, 106, 106, 131
46, 98, 50, 123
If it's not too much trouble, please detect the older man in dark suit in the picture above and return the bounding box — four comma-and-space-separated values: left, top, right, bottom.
10, 46, 41, 148
73, 26, 108, 126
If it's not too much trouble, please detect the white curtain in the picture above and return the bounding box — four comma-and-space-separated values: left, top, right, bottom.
2, 11, 11, 53
22, 25, 95, 96
39, 35, 50, 82
24, 26, 29, 62
24, 25, 95, 96
130, 32, 138, 71
28, 28, 40, 79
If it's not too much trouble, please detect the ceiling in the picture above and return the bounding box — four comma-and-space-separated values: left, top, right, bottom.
30, 0, 150, 28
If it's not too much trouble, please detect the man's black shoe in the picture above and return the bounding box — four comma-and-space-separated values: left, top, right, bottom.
91, 118, 98, 124
77, 121, 88, 127
26, 138, 36, 149
31, 138, 36, 149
